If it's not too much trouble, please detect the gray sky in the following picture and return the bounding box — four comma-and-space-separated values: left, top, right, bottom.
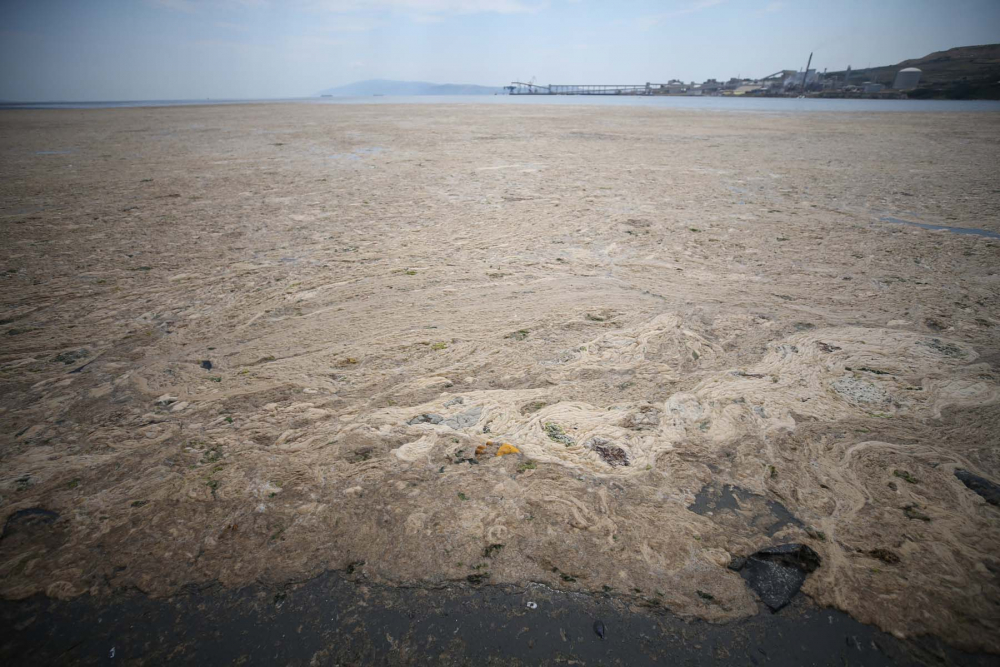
1, 0, 998, 101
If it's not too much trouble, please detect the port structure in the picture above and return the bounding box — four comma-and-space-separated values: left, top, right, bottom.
507, 82, 655, 95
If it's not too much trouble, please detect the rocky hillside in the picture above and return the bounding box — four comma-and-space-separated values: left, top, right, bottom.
827, 43, 1000, 99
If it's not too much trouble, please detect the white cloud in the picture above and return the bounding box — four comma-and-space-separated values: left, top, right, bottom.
150, 0, 200, 13
409, 13, 446, 23
321, 18, 386, 32
636, 0, 725, 30
301, 0, 541, 14
763, 1, 785, 13
153, 0, 543, 23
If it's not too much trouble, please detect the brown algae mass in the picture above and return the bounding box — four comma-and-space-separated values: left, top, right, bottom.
0, 104, 999, 653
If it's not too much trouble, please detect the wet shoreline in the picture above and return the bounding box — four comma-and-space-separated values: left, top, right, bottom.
2, 570, 996, 666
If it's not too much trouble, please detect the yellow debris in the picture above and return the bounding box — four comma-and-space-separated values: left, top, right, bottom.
496, 444, 520, 457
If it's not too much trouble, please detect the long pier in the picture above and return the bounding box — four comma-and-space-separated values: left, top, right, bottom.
507, 82, 656, 95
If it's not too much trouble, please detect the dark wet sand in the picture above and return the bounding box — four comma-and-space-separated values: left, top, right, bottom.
2, 571, 997, 666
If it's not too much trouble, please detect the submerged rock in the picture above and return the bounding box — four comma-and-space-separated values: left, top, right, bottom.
870, 548, 901, 564
619, 405, 661, 430
442, 406, 483, 430
830, 376, 893, 406
407, 413, 444, 425
543, 422, 575, 445
688, 483, 801, 537
730, 544, 821, 612
1, 507, 60, 541
0, 508, 66, 552
52, 348, 89, 365
955, 469, 1000, 506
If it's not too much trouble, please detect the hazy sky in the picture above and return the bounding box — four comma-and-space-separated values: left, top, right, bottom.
1, 0, 998, 101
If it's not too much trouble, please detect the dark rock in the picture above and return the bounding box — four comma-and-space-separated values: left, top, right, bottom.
201, 360, 213, 370
584, 437, 629, 467
1, 508, 60, 541
352, 448, 373, 463
52, 349, 88, 365
407, 413, 444, 425
688, 483, 801, 537
731, 544, 821, 612
443, 406, 483, 430
955, 469, 1000, 506
869, 548, 900, 564
482, 544, 504, 559
593, 619, 605, 639
903, 504, 931, 521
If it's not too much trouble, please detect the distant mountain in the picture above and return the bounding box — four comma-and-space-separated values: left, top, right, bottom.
317, 79, 503, 96
826, 43, 1000, 99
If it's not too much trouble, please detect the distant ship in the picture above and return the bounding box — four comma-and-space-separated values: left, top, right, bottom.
321, 94, 332, 97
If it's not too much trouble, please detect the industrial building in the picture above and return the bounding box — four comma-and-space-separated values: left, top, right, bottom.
508, 60, 924, 98
893, 67, 922, 90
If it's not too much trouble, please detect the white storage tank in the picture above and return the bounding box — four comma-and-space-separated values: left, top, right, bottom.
893, 67, 922, 90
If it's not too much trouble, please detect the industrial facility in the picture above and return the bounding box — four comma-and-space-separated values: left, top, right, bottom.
508, 56, 922, 98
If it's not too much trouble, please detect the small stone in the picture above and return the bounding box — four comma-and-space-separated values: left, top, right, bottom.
200, 360, 213, 370
593, 619, 605, 639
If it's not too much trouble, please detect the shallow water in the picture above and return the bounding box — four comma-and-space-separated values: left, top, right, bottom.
4, 96, 1000, 113
881, 215, 1000, 238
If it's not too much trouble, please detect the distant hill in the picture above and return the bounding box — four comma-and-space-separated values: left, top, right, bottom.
826, 43, 1000, 99
317, 79, 503, 96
